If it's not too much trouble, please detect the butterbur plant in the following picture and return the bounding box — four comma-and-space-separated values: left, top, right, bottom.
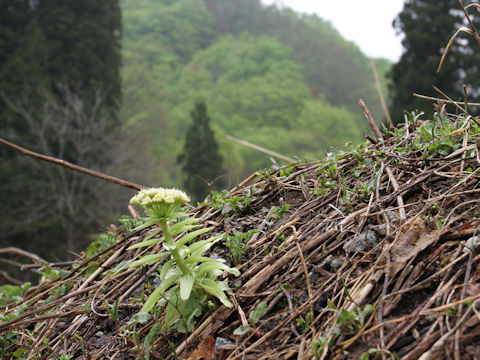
128, 187, 240, 332
223, 230, 257, 266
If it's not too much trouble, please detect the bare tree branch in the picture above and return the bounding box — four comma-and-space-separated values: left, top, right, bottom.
0, 137, 145, 191
1, 86, 148, 256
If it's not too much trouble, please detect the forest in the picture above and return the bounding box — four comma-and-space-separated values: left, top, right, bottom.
3, 0, 480, 358
2, 0, 480, 276
120, 0, 391, 185
0, 0, 393, 264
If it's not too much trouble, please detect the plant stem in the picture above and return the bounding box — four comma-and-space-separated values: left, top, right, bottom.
160, 218, 190, 275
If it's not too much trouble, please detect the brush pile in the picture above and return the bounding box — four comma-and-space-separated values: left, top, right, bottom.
1, 104, 480, 359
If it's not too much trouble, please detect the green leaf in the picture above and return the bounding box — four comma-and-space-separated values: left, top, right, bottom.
128, 229, 163, 249
183, 304, 202, 332
233, 325, 251, 336
179, 273, 195, 300
436, 143, 454, 156
187, 236, 223, 258
196, 261, 240, 277
249, 301, 267, 322
359, 352, 369, 360
176, 227, 213, 246
129, 253, 168, 268
132, 220, 157, 232
169, 217, 200, 235
13, 348, 27, 358
189, 244, 215, 258
164, 295, 181, 329
102, 260, 129, 276
142, 286, 165, 313
162, 268, 183, 290
177, 293, 204, 332
159, 259, 175, 281
198, 278, 232, 307
185, 256, 220, 265
226, 266, 240, 276
144, 322, 162, 360
128, 312, 151, 324
128, 237, 162, 249
194, 260, 228, 274
363, 304, 376, 314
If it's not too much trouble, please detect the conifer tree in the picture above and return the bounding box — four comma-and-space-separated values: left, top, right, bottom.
0, 0, 122, 265
179, 101, 224, 202
389, 0, 480, 123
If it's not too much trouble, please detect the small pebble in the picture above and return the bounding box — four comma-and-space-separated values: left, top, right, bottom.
330, 260, 344, 270
221, 203, 234, 215
463, 236, 480, 253
343, 229, 378, 252
386, 210, 399, 224
215, 337, 232, 347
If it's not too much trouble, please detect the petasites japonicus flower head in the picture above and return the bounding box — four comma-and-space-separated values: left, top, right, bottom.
130, 187, 190, 220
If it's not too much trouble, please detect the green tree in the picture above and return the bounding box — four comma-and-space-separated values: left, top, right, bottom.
205, 0, 384, 121
121, 0, 213, 65
389, 0, 480, 123
179, 101, 224, 202
0, 0, 123, 267
119, 0, 385, 183
36, 0, 122, 116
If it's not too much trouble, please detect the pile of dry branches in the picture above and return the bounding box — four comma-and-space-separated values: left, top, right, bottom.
1, 99, 480, 359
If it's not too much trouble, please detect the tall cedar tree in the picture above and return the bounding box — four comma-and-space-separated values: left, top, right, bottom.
36, 0, 122, 115
0, 1, 121, 125
0, 0, 122, 270
179, 101, 224, 202
389, 0, 480, 123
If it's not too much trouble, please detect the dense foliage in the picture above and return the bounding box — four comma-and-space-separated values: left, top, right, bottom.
179, 101, 224, 202
389, 0, 480, 122
121, 0, 390, 186
1, 0, 391, 273
0, 0, 122, 267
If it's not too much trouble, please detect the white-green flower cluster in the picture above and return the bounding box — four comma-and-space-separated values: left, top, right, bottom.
130, 187, 190, 221
130, 187, 190, 207
127, 186, 240, 333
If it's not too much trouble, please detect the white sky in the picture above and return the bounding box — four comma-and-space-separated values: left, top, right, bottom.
262, 0, 405, 61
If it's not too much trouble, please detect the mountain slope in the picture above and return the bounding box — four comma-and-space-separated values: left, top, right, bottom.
120, 0, 391, 184
2, 105, 479, 359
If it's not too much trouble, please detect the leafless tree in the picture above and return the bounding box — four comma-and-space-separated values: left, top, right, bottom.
1, 86, 125, 256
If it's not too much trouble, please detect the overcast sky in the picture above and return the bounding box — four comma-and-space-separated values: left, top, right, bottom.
262, 0, 405, 61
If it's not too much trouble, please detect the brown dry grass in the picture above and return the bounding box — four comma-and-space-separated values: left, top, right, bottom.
1, 100, 480, 359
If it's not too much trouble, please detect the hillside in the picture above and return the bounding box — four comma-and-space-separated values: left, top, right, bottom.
5, 2, 480, 358
1, 103, 480, 359
120, 0, 391, 186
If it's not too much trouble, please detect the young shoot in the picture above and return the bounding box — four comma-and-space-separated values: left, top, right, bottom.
128, 187, 240, 332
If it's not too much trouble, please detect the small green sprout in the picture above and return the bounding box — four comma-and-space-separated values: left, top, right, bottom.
86, 215, 144, 259
118, 215, 144, 235
360, 348, 397, 360
296, 311, 313, 334
86, 232, 118, 258
233, 300, 267, 336
272, 204, 290, 217
279, 165, 294, 177
335, 304, 375, 334
0, 283, 31, 307
105, 298, 120, 325
249, 301, 267, 323
73, 333, 86, 355
203, 189, 252, 213
312, 327, 341, 358
223, 229, 256, 265
128, 187, 240, 332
